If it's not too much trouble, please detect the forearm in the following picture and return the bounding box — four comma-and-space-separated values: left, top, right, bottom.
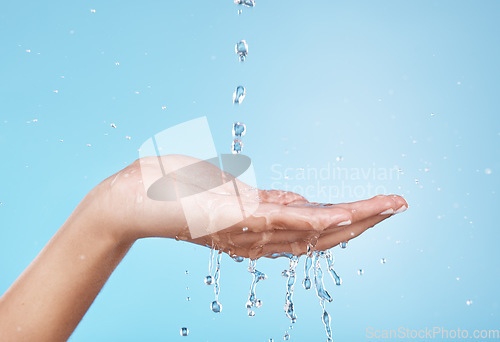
0, 202, 134, 342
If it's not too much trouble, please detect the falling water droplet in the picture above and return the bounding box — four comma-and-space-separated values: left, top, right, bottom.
303, 249, 313, 290
381, 258, 387, 264
246, 259, 267, 315
324, 250, 342, 286
283, 332, 290, 340
180, 327, 189, 336
232, 139, 243, 154
233, 86, 246, 104
283, 256, 299, 327
185, 270, 189, 275
313, 252, 333, 303
235, 40, 248, 62
234, 0, 255, 7
357, 269, 364, 276
211, 300, 222, 313
321, 301, 333, 342
232, 122, 246, 136
466, 300, 473, 306
212, 252, 222, 312
339, 242, 347, 249
248, 310, 255, 317
186, 296, 191, 301
204, 275, 213, 285
110, 123, 116, 128
232, 255, 245, 263
336, 156, 343, 162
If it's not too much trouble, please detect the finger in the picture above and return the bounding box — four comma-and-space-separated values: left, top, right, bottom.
314, 214, 391, 250
255, 203, 353, 232
229, 229, 316, 248
258, 189, 308, 205
331, 194, 408, 223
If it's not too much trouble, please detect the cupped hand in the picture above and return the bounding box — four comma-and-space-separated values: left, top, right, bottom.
83, 155, 407, 259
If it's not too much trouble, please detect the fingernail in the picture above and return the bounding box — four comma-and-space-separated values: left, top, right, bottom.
379, 208, 394, 215
337, 220, 351, 226
395, 205, 408, 214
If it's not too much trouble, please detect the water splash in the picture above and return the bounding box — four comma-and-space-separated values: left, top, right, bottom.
324, 249, 342, 286
235, 40, 248, 62
211, 251, 223, 313
246, 259, 267, 316
283, 256, 299, 324
233, 86, 246, 104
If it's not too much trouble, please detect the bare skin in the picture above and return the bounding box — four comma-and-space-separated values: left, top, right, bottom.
0, 155, 408, 341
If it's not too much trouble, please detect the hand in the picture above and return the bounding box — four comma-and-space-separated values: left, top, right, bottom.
84, 154, 408, 259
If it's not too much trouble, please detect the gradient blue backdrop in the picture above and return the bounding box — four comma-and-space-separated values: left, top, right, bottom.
1, 0, 499, 341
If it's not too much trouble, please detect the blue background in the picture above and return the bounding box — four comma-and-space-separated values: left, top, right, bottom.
1, 0, 499, 341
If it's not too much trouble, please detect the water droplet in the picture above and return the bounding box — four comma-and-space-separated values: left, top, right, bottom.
125, 136, 131, 140
466, 300, 473, 306
242, 227, 249, 231
211, 300, 222, 313
204, 275, 213, 285
90, 9, 96, 13
255, 299, 263, 308
248, 310, 255, 317
381, 258, 387, 264
233, 86, 246, 104
232, 139, 243, 154
357, 269, 364, 275
325, 250, 342, 286
237, 9, 242, 15
415, 178, 419, 184
283, 332, 290, 340
180, 327, 189, 336
234, 0, 255, 7
302, 277, 312, 290
161, 106, 166, 110
232, 122, 246, 137
110, 123, 116, 128
485, 168, 492, 175
185, 270, 189, 275
235, 40, 248, 62
232, 255, 245, 263
339, 241, 347, 249
336, 156, 343, 162
186, 296, 191, 301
